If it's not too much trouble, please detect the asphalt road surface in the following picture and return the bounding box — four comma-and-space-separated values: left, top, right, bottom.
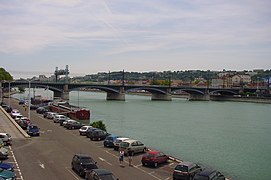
2, 98, 179, 180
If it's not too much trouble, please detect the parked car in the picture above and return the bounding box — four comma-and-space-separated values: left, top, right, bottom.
18, 118, 30, 129
0, 161, 14, 171
193, 169, 225, 180
173, 161, 202, 180
88, 129, 109, 141
71, 154, 98, 177
141, 150, 169, 167
113, 137, 129, 151
59, 117, 71, 126
36, 107, 48, 114
85, 169, 118, 180
46, 112, 57, 119
0, 167, 16, 180
63, 119, 77, 128
4, 106, 12, 113
18, 100, 25, 105
26, 124, 40, 136
0, 148, 8, 160
53, 114, 68, 123
85, 128, 99, 138
79, 126, 93, 136
0, 141, 4, 148
43, 110, 51, 118
119, 139, 147, 155
0, 133, 12, 146
103, 134, 120, 148
30, 104, 39, 110
65, 121, 83, 130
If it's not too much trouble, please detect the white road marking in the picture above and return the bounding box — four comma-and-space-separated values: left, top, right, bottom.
65, 167, 80, 180
9, 145, 24, 180
98, 157, 112, 166
38, 161, 45, 169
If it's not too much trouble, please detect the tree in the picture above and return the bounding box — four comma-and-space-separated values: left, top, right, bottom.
0, 67, 13, 81
90, 120, 107, 131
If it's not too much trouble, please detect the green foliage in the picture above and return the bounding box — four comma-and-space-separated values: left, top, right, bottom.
90, 120, 107, 131
18, 87, 25, 93
0, 67, 13, 81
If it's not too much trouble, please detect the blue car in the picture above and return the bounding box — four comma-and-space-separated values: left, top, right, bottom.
27, 124, 40, 136
0, 161, 14, 171
103, 135, 120, 148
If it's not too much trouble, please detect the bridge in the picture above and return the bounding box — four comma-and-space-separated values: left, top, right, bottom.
1, 81, 268, 101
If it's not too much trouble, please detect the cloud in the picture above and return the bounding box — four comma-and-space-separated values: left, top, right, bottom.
0, 0, 270, 57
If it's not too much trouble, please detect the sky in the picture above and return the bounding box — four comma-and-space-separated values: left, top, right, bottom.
0, 0, 271, 79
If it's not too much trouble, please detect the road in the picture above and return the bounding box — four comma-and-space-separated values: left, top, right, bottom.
2, 98, 178, 180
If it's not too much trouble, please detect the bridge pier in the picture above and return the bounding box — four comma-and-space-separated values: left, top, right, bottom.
189, 94, 210, 101
106, 92, 125, 101
151, 93, 172, 101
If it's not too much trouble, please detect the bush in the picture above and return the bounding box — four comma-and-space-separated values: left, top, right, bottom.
90, 120, 107, 131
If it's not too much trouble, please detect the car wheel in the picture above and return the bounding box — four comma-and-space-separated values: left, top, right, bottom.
154, 162, 158, 167
98, 137, 101, 141
72, 126, 75, 130
79, 170, 84, 177
143, 148, 146, 153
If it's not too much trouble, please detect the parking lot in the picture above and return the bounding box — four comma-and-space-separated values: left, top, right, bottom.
1, 99, 180, 180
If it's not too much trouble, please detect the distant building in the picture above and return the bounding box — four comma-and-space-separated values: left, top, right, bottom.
39, 75, 47, 81
212, 79, 223, 88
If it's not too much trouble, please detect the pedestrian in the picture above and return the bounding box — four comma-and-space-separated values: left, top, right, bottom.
128, 149, 133, 166
119, 149, 124, 166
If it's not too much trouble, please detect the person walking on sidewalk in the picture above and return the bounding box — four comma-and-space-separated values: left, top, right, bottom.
119, 149, 125, 167
128, 149, 133, 166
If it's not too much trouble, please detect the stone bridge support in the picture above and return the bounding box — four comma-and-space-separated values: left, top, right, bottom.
189, 94, 210, 101
106, 87, 125, 101
151, 93, 172, 101
53, 85, 69, 101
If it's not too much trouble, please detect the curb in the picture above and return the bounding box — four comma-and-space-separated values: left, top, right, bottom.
0, 106, 31, 138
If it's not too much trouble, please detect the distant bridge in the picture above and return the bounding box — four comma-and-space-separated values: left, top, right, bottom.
1, 81, 268, 101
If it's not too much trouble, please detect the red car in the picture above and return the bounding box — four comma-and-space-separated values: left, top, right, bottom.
141, 150, 169, 167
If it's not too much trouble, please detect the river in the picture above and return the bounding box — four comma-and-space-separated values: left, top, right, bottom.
14, 89, 271, 180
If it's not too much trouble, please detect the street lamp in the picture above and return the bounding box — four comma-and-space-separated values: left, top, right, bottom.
28, 81, 31, 120
8, 81, 11, 107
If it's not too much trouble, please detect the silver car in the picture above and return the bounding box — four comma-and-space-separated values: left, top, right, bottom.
0, 133, 12, 146
0, 147, 8, 159
119, 139, 147, 155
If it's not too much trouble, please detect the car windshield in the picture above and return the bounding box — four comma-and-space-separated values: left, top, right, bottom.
99, 174, 116, 180
81, 127, 87, 130
144, 153, 155, 158
175, 165, 188, 172
30, 126, 38, 130
81, 157, 94, 164
121, 142, 129, 147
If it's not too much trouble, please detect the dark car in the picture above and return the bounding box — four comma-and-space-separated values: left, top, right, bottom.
71, 154, 98, 177
0, 161, 14, 171
86, 128, 99, 138
85, 169, 118, 180
65, 121, 83, 130
141, 150, 169, 167
26, 124, 40, 136
18, 119, 30, 130
193, 169, 225, 180
4, 106, 12, 113
36, 107, 48, 114
18, 100, 25, 105
103, 135, 120, 148
89, 129, 109, 141
173, 161, 202, 180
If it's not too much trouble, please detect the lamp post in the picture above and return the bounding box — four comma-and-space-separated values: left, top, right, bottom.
8, 81, 11, 107
28, 81, 31, 120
